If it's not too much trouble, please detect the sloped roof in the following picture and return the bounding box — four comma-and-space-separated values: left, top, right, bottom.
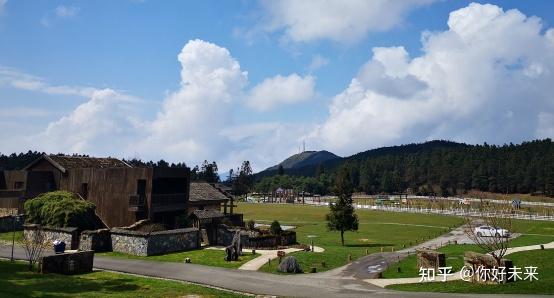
24, 154, 131, 173
191, 209, 225, 219
189, 182, 229, 202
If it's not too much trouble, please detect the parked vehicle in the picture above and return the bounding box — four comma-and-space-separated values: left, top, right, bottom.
474, 226, 510, 237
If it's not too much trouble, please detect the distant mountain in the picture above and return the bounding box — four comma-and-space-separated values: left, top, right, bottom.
258, 150, 341, 177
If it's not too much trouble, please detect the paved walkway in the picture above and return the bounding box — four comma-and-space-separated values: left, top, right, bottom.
206, 246, 325, 270
2, 242, 550, 297
365, 241, 554, 288
238, 246, 325, 271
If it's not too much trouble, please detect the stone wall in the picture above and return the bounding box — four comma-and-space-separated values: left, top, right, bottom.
79, 229, 112, 252
218, 226, 297, 249
217, 226, 249, 246
0, 215, 23, 232
463, 251, 514, 284
41, 250, 94, 275
23, 224, 79, 250
417, 249, 446, 270
111, 227, 200, 256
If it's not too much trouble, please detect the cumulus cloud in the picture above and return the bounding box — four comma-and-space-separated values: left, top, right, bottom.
136, 39, 248, 163
259, 0, 435, 43
246, 73, 315, 111
315, 3, 554, 155
36, 89, 143, 155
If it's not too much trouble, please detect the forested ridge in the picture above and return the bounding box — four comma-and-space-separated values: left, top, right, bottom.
254, 139, 554, 197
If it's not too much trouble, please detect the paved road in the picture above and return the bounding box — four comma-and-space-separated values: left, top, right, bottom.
1, 244, 548, 298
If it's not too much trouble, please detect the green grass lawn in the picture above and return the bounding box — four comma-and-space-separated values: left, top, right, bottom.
236, 202, 464, 273
387, 249, 554, 295
0, 260, 245, 298
0, 230, 23, 243
381, 220, 554, 279
99, 248, 259, 269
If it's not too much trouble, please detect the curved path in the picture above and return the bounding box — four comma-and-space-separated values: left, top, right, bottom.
1, 238, 549, 297
365, 241, 554, 288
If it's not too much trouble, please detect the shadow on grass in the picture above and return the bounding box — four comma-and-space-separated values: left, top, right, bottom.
0, 262, 141, 297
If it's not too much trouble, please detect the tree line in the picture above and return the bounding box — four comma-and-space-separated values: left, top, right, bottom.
254, 139, 554, 197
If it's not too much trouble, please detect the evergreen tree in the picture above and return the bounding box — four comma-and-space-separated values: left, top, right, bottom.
326, 167, 359, 246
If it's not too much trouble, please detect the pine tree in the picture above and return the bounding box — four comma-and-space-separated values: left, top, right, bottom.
326, 167, 359, 246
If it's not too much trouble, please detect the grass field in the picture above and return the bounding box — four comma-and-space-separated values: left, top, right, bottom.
0, 260, 246, 298
387, 249, 554, 294
99, 248, 259, 269
382, 220, 554, 279
0, 230, 22, 243
236, 202, 464, 273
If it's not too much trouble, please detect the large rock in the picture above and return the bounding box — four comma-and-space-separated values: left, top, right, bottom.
277, 256, 302, 273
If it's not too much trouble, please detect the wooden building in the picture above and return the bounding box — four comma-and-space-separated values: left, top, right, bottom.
0, 154, 190, 228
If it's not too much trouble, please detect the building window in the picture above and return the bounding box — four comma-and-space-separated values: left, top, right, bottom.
14, 181, 24, 190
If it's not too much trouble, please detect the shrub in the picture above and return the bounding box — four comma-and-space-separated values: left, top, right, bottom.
270, 220, 282, 235
24, 191, 97, 230
246, 219, 256, 230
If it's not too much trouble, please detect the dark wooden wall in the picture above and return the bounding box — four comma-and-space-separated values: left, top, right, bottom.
61, 168, 154, 228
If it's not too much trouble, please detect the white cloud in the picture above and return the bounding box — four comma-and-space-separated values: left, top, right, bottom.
41, 5, 80, 27
0, 0, 7, 15
246, 73, 315, 111
259, 0, 435, 43
314, 3, 554, 156
55, 5, 79, 18
308, 54, 329, 71
136, 39, 248, 163
0, 66, 97, 97
36, 89, 142, 155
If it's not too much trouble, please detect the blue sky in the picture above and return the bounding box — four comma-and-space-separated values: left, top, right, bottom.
1, 0, 554, 171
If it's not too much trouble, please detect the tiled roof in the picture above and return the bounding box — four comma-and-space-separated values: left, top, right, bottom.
189, 182, 229, 202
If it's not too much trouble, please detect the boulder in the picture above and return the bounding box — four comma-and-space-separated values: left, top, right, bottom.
277, 256, 302, 273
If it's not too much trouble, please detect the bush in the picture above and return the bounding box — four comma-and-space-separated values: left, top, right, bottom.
246, 219, 256, 230
270, 220, 282, 235
24, 191, 97, 230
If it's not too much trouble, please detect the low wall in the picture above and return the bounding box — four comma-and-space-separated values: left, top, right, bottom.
79, 229, 112, 252
217, 226, 249, 246
111, 228, 200, 256
0, 215, 23, 232
41, 250, 94, 275
23, 224, 79, 250
464, 251, 513, 283
218, 226, 297, 249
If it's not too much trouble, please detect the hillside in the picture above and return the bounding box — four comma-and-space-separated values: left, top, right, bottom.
259, 150, 340, 177
254, 139, 554, 197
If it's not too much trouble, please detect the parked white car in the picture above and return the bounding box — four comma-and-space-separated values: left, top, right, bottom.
474, 226, 510, 237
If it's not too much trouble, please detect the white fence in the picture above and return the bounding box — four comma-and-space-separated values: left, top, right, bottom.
306, 201, 554, 222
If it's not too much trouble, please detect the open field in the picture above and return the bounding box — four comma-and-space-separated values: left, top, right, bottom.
381, 235, 554, 279
0, 260, 246, 298
236, 202, 464, 273
387, 249, 554, 294
99, 248, 259, 269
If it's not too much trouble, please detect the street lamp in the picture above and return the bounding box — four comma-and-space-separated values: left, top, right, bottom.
10, 214, 21, 262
